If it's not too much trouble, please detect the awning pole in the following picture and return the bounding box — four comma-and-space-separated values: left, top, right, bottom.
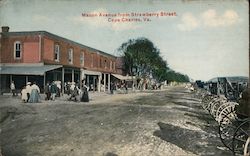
104, 73, 106, 92
43, 72, 46, 93
62, 67, 64, 95
98, 75, 101, 92
108, 73, 110, 92
26, 76, 28, 84
10, 75, 12, 93
72, 69, 74, 82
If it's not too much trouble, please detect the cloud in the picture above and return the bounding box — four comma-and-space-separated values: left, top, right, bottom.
178, 9, 240, 31
72, 8, 140, 31
177, 13, 199, 31
201, 9, 239, 27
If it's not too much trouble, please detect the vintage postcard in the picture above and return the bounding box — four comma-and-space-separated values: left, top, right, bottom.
0, 0, 249, 156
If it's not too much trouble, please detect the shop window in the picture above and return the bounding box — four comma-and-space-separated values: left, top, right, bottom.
68, 48, 73, 64
54, 44, 60, 62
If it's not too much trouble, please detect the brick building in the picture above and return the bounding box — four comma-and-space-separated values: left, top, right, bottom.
0, 26, 127, 93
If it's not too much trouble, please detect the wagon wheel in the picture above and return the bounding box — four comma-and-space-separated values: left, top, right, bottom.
211, 99, 227, 119
216, 102, 238, 123
201, 95, 210, 109
207, 97, 219, 113
244, 137, 250, 156
216, 102, 231, 122
202, 95, 214, 110
232, 118, 250, 155
219, 106, 239, 151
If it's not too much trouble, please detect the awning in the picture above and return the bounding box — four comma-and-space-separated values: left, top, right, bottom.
112, 74, 133, 81
82, 70, 102, 76
0, 65, 62, 75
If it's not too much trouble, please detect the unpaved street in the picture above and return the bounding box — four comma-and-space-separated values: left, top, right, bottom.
0, 86, 231, 156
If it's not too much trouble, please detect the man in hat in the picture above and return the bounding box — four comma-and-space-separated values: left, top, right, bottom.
26, 82, 32, 101
10, 81, 16, 96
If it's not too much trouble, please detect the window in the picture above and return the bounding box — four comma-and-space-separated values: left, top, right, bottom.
14, 41, 21, 59
54, 44, 60, 62
80, 52, 84, 66
104, 60, 107, 69
99, 59, 102, 68
110, 61, 112, 70
68, 48, 73, 64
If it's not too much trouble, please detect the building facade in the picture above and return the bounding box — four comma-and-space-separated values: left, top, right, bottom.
0, 26, 125, 93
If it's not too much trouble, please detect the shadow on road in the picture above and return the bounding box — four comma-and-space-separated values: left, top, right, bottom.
153, 122, 232, 156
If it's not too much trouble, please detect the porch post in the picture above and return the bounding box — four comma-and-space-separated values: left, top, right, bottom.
93, 76, 96, 92
43, 72, 46, 93
62, 67, 65, 94
72, 69, 74, 82
98, 74, 101, 92
26, 76, 28, 84
10, 75, 12, 93
80, 69, 84, 89
104, 73, 106, 92
108, 73, 110, 92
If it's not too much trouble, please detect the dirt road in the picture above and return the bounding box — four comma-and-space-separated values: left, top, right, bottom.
0, 86, 231, 156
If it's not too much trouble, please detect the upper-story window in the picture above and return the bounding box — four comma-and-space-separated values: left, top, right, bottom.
110, 61, 112, 70
80, 51, 84, 66
104, 60, 107, 69
68, 48, 73, 64
54, 44, 60, 62
99, 59, 102, 68
14, 41, 21, 59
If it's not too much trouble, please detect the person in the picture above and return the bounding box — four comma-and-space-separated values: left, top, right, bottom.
10, 81, 16, 96
26, 82, 32, 101
44, 82, 51, 100
50, 81, 57, 101
69, 82, 78, 102
81, 81, 89, 102
55, 81, 61, 97
28, 82, 40, 103
21, 86, 28, 102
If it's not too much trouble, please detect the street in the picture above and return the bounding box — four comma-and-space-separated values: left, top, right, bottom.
0, 86, 232, 156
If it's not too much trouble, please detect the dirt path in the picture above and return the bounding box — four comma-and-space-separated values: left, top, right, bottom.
0, 86, 231, 156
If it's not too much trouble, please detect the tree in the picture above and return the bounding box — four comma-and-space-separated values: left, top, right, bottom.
118, 37, 190, 84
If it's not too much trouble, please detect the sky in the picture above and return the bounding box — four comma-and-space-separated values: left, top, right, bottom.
0, 0, 249, 81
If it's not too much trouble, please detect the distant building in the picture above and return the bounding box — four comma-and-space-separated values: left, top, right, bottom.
0, 26, 126, 93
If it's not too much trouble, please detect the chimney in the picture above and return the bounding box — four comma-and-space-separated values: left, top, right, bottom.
2, 26, 9, 32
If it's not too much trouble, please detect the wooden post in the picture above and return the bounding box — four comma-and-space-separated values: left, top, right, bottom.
98, 74, 101, 92
108, 73, 110, 92
43, 72, 46, 93
62, 67, 64, 94
104, 73, 106, 92
72, 69, 74, 82
10, 75, 12, 93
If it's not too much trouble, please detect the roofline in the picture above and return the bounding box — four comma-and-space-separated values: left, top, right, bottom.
1, 30, 117, 58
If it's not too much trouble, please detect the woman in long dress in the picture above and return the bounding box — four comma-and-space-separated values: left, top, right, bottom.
81, 85, 89, 102
21, 86, 28, 102
28, 82, 40, 103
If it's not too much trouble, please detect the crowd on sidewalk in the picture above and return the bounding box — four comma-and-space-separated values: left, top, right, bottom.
10, 80, 90, 103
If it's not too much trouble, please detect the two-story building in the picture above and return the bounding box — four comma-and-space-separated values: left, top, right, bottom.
0, 26, 126, 93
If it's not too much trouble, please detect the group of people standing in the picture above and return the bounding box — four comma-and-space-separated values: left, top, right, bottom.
43, 80, 89, 102
20, 82, 41, 103
10, 80, 90, 103
68, 81, 89, 102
